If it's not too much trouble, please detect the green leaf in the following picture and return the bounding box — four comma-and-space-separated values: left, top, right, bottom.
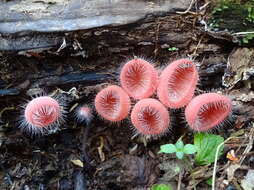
151, 184, 174, 190
175, 140, 184, 151
183, 144, 197, 154
176, 151, 184, 159
168, 47, 178, 51
206, 178, 212, 186
243, 37, 249, 44
159, 144, 177, 154
194, 133, 224, 165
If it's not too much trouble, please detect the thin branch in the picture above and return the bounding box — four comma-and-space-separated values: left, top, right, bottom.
232, 31, 254, 36
177, 170, 183, 190
212, 137, 236, 190
176, 0, 196, 14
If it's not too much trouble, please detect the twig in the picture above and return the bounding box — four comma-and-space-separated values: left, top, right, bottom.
191, 35, 204, 58
212, 137, 236, 190
199, 2, 210, 11
176, 0, 196, 14
177, 170, 183, 190
212, 127, 254, 190
232, 31, 254, 36
240, 127, 254, 164
154, 22, 161, 57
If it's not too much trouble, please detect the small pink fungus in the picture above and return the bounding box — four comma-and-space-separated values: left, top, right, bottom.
120, 58, 158, 99
76, 105, 93, 125
95, 85, 131, 122
185, 93, 232, 132
22, 96, 63, 134
157, 59, 199, 108
131, 98, 170, 136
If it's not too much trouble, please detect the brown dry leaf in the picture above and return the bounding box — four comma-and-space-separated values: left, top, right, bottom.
241, 170, 254, 190
227, 150, 239, 162
223, 48, 254, 88
97, 136, 105, 162
226, 164, 240, 182
190, 165, 210, 179
121, 155, 159, 186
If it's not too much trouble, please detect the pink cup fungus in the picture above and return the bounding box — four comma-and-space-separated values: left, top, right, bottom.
95, 85, 131, 122
75, 105, 93, 125
185, 93, 232, 132
131, 98, 170, 136
120, 58, 158, 100
157, 59, 199, 108
21, 96, 65, 135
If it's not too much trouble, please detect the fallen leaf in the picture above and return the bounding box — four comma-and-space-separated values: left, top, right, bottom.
98, 136, 105, 162
227, 150, 239, 162
226, 164, 240, 182
71, 160, 84, 168
121, 155, 159, 186
241, 169, 254, 190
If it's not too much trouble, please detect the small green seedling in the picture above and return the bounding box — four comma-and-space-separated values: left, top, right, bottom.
168, 47, 179, 51
151, 184, 174, 190
159, 138, 197, 159
242, 33, 254, 44
206, 178, 213, 186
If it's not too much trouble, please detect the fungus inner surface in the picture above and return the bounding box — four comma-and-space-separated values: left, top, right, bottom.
137, 106, 161, 134
99, 90, 120, 119
125, 63, 149, 95
168, 64, 195, 101
194, 100, 230, 130
32, 105, 59, 127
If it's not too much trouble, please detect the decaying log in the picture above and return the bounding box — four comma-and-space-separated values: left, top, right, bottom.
0, 0, 232, 104
0, 0, 191, 50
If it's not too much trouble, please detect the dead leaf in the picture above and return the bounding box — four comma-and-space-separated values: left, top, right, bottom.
222, 48, 254, 88
227, 150, 239, 162
71, 160, 84, 168
97, 136, 105, 162
121, 155, 159, 186
241, 170, 254, 190
226, 164, 240, 182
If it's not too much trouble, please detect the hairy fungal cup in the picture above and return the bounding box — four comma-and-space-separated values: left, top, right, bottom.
131, 98, 170, 136
75, 105, 93, 125
95, 85, 131, 122
120, 58, 158, 99
157, 59, 199, 108
185, 93, 232, 132
21, 96, 65, 135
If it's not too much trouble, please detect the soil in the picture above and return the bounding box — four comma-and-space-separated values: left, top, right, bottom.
1, 1, 254, 190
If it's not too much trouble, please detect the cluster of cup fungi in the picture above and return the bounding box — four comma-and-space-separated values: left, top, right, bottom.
94, 58, 232, 138
20, 57, 232, 139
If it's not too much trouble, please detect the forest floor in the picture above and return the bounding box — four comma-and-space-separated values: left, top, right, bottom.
1, 0, 254, 190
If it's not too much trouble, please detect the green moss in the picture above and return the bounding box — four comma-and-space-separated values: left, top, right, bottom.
242, 33, 254, 44
209, 0, 254, 45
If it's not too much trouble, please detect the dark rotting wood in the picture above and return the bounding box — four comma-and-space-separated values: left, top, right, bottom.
0, 72, 114, 97
0, 88, 20, 96
0, 0, 191, 51
0, 0, 191, 34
